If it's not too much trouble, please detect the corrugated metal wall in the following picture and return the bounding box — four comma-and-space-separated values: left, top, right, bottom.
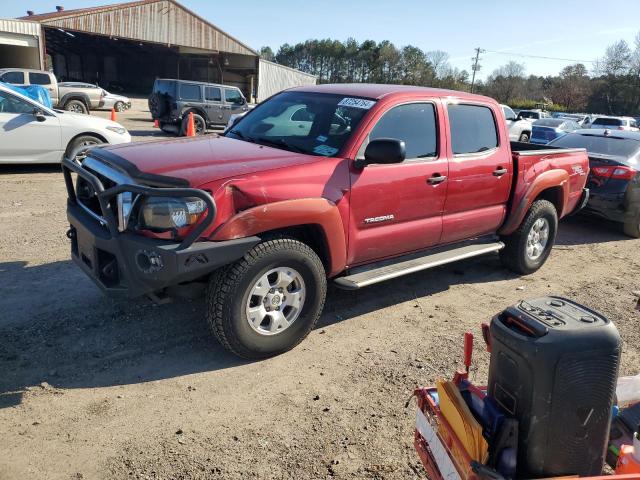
257, 59, 317, 102
0, 19, 42, 37
37, 1, 255, 56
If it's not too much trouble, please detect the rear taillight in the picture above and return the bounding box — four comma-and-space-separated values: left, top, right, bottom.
591, 165, 637, 180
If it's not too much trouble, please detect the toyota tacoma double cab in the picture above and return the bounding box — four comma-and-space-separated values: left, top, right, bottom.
63, 84, 589, 359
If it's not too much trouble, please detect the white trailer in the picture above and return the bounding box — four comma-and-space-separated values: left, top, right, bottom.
257, 59, 316, 103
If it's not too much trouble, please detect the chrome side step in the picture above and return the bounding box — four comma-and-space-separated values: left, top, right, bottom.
334, 241, 505, 290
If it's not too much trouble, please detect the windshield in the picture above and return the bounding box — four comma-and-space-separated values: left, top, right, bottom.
549, 133, 640, 159
225, 91, 374, 157
592, 117, 622, 126
534, 119, 563, 127
519, 111, 540, 119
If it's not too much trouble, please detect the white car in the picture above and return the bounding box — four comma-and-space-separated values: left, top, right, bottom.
0, 83, 131, 164
101, 89, 131, 112
501, 104, 533, 142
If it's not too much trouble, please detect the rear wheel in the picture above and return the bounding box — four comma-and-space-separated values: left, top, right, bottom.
519, 132, 530, 143
65, 99, 88, 115
500, 199, 558, 274
180, 113, 206, 136
206, 237, 327, 359
65, 135, 103, 161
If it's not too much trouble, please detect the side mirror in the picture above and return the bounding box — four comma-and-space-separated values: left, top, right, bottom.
357, 138, 406, 168
33, 109, 46, 122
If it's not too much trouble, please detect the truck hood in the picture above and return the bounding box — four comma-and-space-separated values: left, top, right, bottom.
101, 135, 323, 187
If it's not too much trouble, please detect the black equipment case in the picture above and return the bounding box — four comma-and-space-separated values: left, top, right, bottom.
487, 296, 621, 478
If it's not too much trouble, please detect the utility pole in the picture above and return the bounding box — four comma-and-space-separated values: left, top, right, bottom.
470, 47, 485, 93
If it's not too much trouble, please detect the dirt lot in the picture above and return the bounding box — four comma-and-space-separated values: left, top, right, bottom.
1, 102, 639, 479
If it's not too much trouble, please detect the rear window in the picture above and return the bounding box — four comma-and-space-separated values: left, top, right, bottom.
550, 133, 640, 158
1, 71, 25, 84
535, 119, 563, 127
28, 72, 51, 85
153, 80, 176, 97
447, 104, 498, 155
179, 83, 201, 101
592, 117, 623, 126
519, 111, 540, 119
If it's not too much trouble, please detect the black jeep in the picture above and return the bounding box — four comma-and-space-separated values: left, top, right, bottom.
148, 79, 249, 135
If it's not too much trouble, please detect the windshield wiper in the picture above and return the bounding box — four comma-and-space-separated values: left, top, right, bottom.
228, 129, 256, 143
254, 137, 307, 154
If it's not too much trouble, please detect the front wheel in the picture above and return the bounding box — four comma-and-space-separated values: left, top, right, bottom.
500, 199, 558, 274
65, 135, 103, 161
180, 113, 206, 136
206, 237, 327, 359
114, 101, 126, 112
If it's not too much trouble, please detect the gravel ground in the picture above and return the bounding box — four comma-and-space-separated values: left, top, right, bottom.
0, 101, 639, 479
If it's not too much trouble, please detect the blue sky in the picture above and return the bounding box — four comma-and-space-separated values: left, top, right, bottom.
7, 0, 640, 79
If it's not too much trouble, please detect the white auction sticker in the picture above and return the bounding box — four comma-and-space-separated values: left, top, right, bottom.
337, 97, 376, 109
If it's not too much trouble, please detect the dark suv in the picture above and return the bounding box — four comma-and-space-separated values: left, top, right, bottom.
148, 79, 249, 135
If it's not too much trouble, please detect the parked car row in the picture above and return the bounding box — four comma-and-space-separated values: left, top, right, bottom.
0, 68, 131, 114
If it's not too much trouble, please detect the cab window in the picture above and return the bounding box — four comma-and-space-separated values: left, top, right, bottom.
360, 103, 438, 160
29, 72, 52, 85
1, 71, 25, 84
205, 86, 221, 102
447, 104, 498, 155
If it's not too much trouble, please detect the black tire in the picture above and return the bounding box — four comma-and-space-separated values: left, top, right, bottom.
623, 215, 640, 238
65, 99, 88, 115
519, 132, 530, 143
159, 122, 178, 135
206, 237, 327, 359
65, 135, 103, 161
148, 93, 166, 117
180, 112, 206, 136
114, 101, 126, 112
500, 199, 558, 274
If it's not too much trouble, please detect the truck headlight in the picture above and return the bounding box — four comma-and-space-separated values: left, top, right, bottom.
138, 197, 207, 230
106, 126, 127, 135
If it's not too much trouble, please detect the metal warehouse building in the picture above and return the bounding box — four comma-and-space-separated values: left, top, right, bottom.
2, 0, 315, 101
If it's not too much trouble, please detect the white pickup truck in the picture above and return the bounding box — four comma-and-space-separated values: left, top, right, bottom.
501, 104, 533, 143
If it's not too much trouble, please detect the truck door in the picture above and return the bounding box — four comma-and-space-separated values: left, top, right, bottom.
204, 86, 223, 125
223, 88, 249, 125
348, 101, 448, 265
440, 102, 512, 244
0, 89, 61, 163
28, 72, 58, 106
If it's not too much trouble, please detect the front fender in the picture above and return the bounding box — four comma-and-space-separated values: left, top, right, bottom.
499, 169, 569, 235
211, 198, 347, 277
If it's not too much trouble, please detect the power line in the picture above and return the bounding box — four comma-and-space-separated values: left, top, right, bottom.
484, 49, 596, 64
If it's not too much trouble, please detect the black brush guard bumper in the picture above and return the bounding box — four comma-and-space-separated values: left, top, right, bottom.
62, 157, 259, 298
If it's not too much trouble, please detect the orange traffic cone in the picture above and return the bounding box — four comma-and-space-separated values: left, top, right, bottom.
186, 112, 196, 137
110, 108, 117, 122
153, 119, 159, 128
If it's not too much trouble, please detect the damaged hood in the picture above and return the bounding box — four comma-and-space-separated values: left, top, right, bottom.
94, 135, 323, 187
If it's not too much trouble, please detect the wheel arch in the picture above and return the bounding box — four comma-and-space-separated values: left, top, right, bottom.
60, 92, 91, 109
211, 198, 347, 277
63, 132, 108, 159
499, 169, 569, 235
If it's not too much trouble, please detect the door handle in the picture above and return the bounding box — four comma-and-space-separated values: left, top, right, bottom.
493, 167, 508, 177
427, 174, 447, 185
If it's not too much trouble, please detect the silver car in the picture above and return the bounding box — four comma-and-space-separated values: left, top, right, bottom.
101, 89, 131, 112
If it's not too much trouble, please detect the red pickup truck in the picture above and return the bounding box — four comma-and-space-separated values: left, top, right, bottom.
63, 84, 589, 359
